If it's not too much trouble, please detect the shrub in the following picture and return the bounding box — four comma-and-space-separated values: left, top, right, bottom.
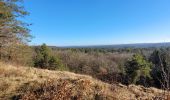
34, 44, 68, 71
125, 54, 152, 85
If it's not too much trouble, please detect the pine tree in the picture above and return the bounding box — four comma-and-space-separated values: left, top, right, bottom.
125, 54, 152, 84
0, 0, 32, 61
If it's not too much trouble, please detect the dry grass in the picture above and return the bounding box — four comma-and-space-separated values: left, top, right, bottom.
0, 62, 167, 100
0, 62, 115, 100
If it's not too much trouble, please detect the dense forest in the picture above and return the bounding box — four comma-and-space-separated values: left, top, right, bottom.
0, 0, 170, 98
33, 46, 170, 89
1, 40, 170, 90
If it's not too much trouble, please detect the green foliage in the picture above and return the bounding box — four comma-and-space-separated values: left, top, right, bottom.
34, 44, 51, 68
39, 43, 51, 67
0, 0, 31, 45
125, 54, 152, 84
49, 56, 69, 71
34, 44, 68, 71
0, 0, 32, 65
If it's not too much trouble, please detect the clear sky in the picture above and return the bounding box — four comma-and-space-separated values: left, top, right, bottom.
24, 0, 170, 46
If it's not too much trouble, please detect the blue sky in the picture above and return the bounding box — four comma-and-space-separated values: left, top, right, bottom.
24, 0, 170, 46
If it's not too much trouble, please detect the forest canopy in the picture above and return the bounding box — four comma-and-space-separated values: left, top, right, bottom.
0, 0, 170, 91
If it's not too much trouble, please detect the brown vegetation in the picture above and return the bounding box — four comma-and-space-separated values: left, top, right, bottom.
0, 62, 168, 100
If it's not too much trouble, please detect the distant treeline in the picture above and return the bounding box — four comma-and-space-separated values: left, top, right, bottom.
2, 43, 170, 89
37, 45, 170, 89
0, 0, 170, 90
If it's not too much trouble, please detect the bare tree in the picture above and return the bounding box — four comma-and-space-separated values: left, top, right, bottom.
156, 50, 170, 99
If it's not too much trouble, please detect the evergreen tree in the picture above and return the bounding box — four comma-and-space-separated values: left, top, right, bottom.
34, 44, 68, 71
0, 0, 31, 45
34, 44, 51, 68
125, 54, 152, 84
0, 0, 32, 61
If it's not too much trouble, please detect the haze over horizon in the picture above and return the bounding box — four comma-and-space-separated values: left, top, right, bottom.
25, 0, 170, 46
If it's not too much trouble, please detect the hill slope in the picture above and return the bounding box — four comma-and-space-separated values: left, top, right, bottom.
0, 62, 166, 100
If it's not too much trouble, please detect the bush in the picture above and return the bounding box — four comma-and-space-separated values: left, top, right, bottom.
125, 54, 152, 85
34, 44, 68, 71
0, 44, 34, 66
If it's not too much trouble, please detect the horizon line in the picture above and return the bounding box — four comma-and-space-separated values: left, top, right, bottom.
30, 41, 170, 47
